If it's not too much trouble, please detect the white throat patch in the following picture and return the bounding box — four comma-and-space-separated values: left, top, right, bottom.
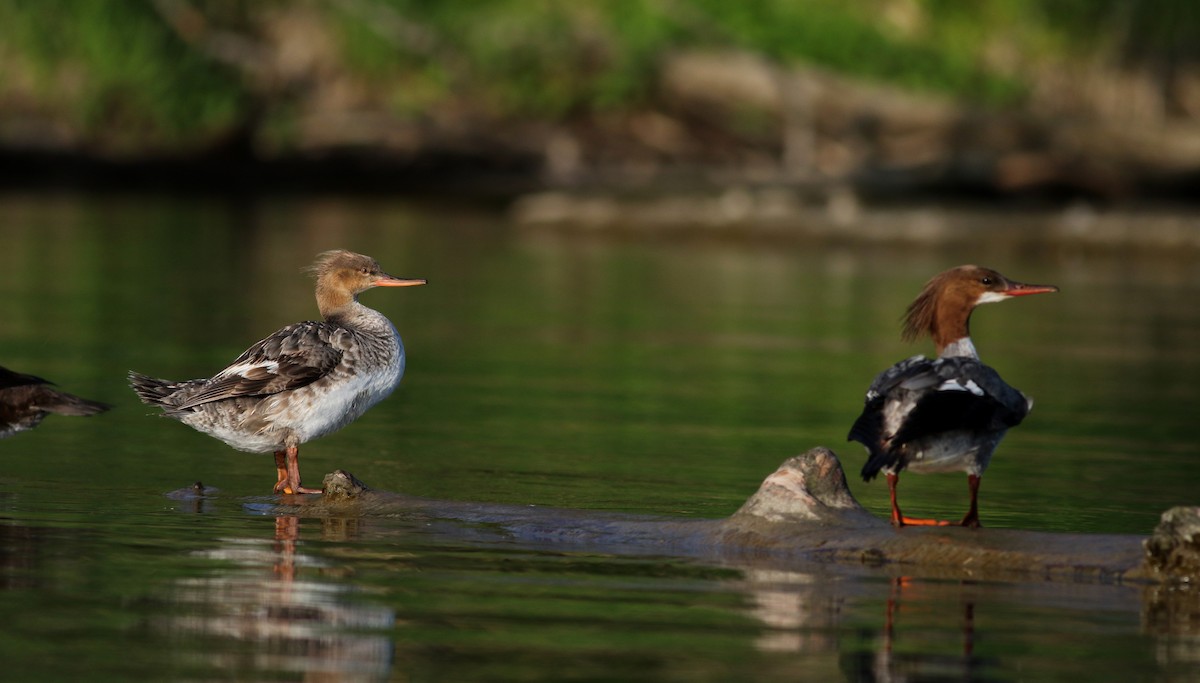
976, 291, 1009, 305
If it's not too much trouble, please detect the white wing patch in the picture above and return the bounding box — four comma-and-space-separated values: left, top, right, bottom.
218, 360, 280, 379
936, 378, 985, 396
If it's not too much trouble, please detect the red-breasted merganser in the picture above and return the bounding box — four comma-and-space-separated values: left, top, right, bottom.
129, 250, 426, 495
0, 366, 110, 438
847, 265, 1058, 528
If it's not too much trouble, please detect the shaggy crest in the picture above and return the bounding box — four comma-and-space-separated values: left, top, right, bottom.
306, 250, 381, 279
902, 266, 974, 342
898, 265, 1058, 356
901, 265, 1006, 346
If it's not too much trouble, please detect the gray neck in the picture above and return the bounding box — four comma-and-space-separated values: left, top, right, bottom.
330, 301, 398, 339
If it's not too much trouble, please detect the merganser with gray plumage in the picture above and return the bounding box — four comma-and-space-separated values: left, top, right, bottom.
0, 366, 109, 438
130, 250, 426, 495
847, 266, 1057, 528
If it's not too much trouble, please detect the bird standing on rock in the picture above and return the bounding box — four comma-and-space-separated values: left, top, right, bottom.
130, 250, 426, 495
847, 265, 1058, 528
0, 366, 109, 438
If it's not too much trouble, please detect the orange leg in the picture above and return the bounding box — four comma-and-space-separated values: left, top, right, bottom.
958, 474, 982, 529
272, 451, 289, 493
279, 445, 323, 495
887, 473, 952, 527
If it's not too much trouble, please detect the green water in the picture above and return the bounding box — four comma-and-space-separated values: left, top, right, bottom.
0, 193, 1198, 681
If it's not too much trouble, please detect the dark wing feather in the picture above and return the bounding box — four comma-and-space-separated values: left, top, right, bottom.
846, 394, 886, 449
931, 357, 1029, 428
847, 355, 933, 445
848, 356, 936, 479
849, 355, 1030, 481
173, 321, 345, 410
891, 391, 1016, 447
889, 359, 1029, 448
0, 366, 50, 390
865, 355, 939, 400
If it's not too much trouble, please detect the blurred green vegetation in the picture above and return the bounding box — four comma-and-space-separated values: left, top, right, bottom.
0, 0, 246, 148
0, 0, 1196, 147
330, 0, 1025, 118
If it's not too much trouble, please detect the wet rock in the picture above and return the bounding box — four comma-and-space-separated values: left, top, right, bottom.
285, 447, 1197, 584
729, 447, 880, 526
1143, 507, 1200, 581
322, 469, 372, 500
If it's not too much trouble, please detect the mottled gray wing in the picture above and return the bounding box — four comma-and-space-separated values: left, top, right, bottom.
173, 321, 346, 410
864, 355, 936, 402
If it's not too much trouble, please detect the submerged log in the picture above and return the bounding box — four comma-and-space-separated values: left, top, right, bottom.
276, 447, 1200, 584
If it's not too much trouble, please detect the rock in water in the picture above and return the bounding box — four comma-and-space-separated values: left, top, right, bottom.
322, 469, 373, 500
732, 447, 878, 526
1144, 507, 1200, 581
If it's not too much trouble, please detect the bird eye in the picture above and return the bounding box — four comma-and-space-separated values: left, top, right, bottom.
981, 276, 993, 285
360, 267, 370, 275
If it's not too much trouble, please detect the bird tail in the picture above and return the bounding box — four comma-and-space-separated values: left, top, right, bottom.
128, 371, 184, 409
42, 392, 110, 417
858, 448, 897, 482
848, 410, 896, 482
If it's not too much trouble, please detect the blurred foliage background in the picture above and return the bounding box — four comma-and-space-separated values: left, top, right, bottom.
1, 0, 1198, 196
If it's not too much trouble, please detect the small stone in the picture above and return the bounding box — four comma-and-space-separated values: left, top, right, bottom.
322, 470, 372, 499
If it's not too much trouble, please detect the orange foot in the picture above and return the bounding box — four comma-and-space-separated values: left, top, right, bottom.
272, 448, 324, 495
273, 478, 323, 495
282, 485, 324, 495
893, 516, 954, 528
891, 516, 982, 528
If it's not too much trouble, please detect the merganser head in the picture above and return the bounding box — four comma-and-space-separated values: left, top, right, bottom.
309, 250, 426, 318
902, 265, 1058, 355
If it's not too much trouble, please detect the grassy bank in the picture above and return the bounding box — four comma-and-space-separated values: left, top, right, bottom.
0, 0, 246, 148
0, 0, 1197, 180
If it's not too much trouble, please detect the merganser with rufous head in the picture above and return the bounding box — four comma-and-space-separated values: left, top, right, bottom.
847, 265, 1058, 528
0, 366, 109, 438
130, 250, 426, 495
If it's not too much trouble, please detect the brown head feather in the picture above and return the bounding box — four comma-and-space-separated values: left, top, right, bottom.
308, 250, 386, 319
306, 250, 380, 280
902, 265, 998, 353
305, 250, 425, 320
899, 265, 1058, 355
901, 272, 944, 343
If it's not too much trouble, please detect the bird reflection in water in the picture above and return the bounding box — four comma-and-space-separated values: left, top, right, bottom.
743, 569, 991, 681
163, 513, 395, 682
856, 577, 986, 682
